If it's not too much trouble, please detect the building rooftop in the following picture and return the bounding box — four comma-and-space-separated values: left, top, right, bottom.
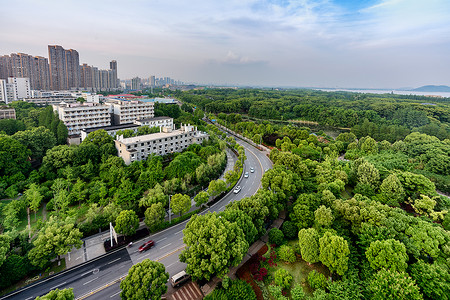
117, 127, 206, 144
82, 123, 140, 134
137, 116, 172, 122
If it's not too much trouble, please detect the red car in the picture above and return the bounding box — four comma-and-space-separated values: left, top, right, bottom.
138, 240, 155, 252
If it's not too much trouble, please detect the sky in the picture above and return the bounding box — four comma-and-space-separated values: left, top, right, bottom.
1, 0, 450, 88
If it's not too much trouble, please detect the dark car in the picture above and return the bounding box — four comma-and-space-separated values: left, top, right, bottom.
138, 240, 155, 252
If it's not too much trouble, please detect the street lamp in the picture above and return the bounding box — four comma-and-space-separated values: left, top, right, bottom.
168, 195, 172, 224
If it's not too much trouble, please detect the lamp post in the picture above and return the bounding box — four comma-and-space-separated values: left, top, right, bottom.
168, 195, 172, 224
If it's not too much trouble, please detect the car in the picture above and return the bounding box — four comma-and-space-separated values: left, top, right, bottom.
138, 240, 155, 252
250, 167, 254, 173
233, 186, 241, 194
170, 270, 191, 287
244, 172, 249, 178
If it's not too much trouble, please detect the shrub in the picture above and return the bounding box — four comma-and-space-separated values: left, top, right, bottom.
278, 245, 296, 263
308, 270, 327, 290
291, 283, 306, 300
269, 228, 284, 246
274, 268, 293, 290
281, 221, 298, 240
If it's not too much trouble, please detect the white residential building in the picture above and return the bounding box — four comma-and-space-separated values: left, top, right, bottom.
0, 78, 31, 103
8, 77, 31, 100
0, 107, 16, 119
52, 102, 111, 138
105, 99, 154, 125
115, 124, 209, 165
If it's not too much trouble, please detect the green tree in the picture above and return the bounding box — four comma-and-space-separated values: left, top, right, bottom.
220, 209, 258, 244
365, 239, 408, 272
81, 129, 114, 147
35, 288, 74, 300
12, 126, 57, 160
319, 232, 350, 276
204, 279, 256, 300
144, 202, 165, 231
208, 179, 227, 197
379, 174, 405, 206
298, 228, 320, 264
115, 210, 139, 236
24, 183, 43, 221
120, 259, 169, 300
278, 245, 296, 263
28, 217, 83, 268
194, 191, 209, 207
139, 183, 167, 208
314, 205, 334, 227
274, 268, 293, 290
367, 269, 423, 300
180, 212, 248, 281
291, 204, 314, 230
170, 193, 191, 217
410, 260, 450, 300
0, 234, 10, 267
356, 160, 380, 188
0, 135, 31, 179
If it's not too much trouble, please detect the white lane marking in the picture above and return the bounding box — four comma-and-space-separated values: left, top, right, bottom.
81, 270, 94, 277
219, 205, 225, 210
49, 281, 66, 290
175, 230, 183, 235
157, 237, 167, 242
110, 290, 122, 298
83, 277, 99, 285
179, 237, 184, 241
107, 257, 121, 264
25, 297, 34, 300
160, 243, 172, 249
166, 261, 179, 268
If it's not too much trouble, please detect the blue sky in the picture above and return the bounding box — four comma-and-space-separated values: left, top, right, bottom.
1, 0, 450, 88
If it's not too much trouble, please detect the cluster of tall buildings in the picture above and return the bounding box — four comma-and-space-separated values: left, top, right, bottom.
123, 75, 183, 90
0, 45, 118, 92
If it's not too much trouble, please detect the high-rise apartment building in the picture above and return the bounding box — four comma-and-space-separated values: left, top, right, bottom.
0, 77, 31, 103
48, 45, 80, 90
131, 77, 141, 90
149, 75, 155, 87
110, 60, 118, 88
65, 49, 80, 89
0, 54, 50, 90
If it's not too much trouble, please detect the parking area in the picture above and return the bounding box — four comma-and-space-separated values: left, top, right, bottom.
170, 281, 203, 300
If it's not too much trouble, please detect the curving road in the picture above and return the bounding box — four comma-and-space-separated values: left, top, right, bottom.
2, 139, 272, 300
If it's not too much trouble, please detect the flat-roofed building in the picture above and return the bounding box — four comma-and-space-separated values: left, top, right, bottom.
115, 124, 209, 165
0, 107, 16, 119
105, 99, 154, 125
80, 123, 141, 142
134, 116, 173, 128
52, 102, 111, 137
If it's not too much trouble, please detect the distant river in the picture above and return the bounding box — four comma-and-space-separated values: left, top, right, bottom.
317, 88, 450, 98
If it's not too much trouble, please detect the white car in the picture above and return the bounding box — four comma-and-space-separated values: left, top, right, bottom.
244, 172, 249, 178
233, 186, 241, 194
250, 167, 254, 173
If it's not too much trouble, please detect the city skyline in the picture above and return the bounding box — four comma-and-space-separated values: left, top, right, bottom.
1, 0, 450, 89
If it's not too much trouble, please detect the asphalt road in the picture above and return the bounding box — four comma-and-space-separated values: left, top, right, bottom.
2, 139, 272, 300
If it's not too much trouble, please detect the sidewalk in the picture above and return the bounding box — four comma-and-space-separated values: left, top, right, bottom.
64, 147, 237, 270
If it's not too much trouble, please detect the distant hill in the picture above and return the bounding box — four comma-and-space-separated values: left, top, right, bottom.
412, 85, 450, 92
